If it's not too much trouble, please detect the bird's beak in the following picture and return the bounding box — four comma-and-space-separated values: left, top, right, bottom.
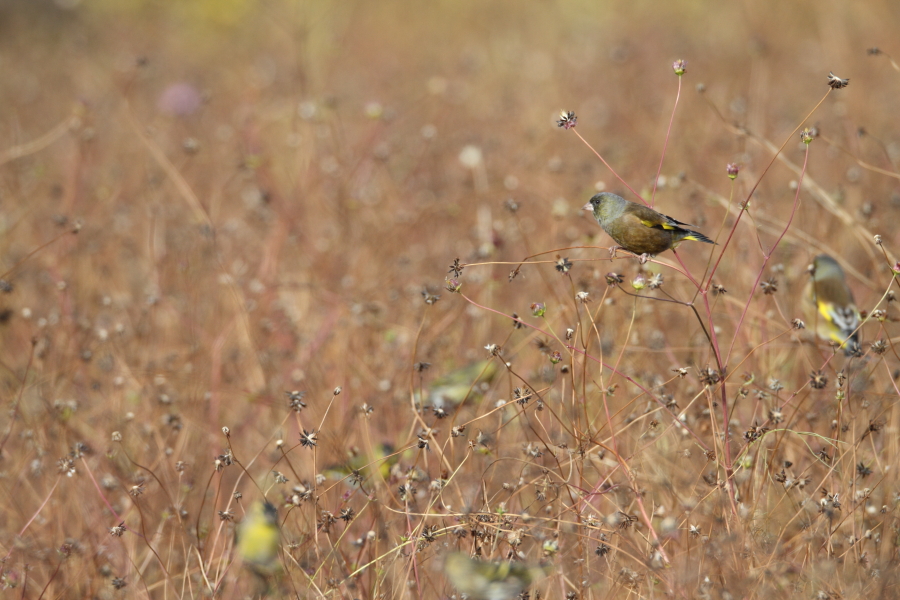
581, 202, 593, 211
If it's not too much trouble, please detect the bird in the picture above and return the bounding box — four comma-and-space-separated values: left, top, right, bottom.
235, 501, 282, 577
804, 254, 861, 355
443, 552, 550, 600
416, 360, 500, 411
582, 192, 715, 261
322, 443, 399, 484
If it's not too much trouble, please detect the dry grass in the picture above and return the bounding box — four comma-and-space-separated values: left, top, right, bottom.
2, 0, 900, 598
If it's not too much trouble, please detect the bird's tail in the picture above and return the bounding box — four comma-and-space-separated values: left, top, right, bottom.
842, 334, 861, 356
682, 230, 716, 245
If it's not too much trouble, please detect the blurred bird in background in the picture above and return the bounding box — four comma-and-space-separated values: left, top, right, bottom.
804, 254, 861, 355
322, 442, 399, 485
236, 501, 282, 577
444, 552, 551, 600
417, 360, 500, 411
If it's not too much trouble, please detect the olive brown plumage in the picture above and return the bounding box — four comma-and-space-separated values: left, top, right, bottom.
582, 192, 715, 259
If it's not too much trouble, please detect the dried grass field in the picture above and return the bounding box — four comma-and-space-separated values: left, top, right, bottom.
2, 0, 900, 598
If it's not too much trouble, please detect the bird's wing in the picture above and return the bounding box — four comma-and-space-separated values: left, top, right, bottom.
813, 277, 855, 308
620, 207, 668, 231
818, 301, 859, 333
631, 205, 695, 230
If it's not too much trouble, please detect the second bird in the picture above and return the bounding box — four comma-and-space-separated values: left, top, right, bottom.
804, 254, 861, 355
582, 192, 714, 258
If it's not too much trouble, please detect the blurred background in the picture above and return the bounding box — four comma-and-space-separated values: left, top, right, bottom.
1, 0, 899, 598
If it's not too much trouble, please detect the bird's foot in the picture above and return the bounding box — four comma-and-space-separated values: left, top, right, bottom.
608, 246, 621, 259
639, 253, 651, 265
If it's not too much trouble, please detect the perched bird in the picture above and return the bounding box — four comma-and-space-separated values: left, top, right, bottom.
582, 192, 715, 261
417, 360, 500, 411
444, 552, 550, 600
236, 501, 282, 576
804, 254, 861, 355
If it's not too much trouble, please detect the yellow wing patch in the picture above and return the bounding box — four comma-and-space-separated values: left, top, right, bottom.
640, 218, 675, 230
817, 301, 836, 323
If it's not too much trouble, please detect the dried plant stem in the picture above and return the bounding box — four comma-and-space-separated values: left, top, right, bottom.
571, 129, 648, 206
650, 74, 682, 207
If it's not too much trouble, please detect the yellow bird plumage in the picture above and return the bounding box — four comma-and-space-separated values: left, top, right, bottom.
236, 501, 281, 576
582, 192, 715, 259
444, 552, 550, 600
804, 254, 861, 355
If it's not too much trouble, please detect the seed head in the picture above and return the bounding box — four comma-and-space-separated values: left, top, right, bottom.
448, 258, 464, 277
698, 367, 721, 387
287, 390, 307, 412
810, 371, 828, 390
556, 110, 577, 129
300, 429, 318, 448
555, 256, 573, 273
826, 72, 849, 89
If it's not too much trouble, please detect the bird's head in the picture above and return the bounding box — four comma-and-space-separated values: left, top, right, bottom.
582, 192, 625, 223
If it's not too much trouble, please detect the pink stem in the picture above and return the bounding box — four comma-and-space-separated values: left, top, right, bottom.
650, 75, 682, 207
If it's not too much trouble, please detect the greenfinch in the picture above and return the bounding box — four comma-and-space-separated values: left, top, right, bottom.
418, 360, 500, 411
804, 254, 861, 355
444, 552, 550, 600
236, 501, 281, 576
323, 443, 398, 483
582, 192, 714, 260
